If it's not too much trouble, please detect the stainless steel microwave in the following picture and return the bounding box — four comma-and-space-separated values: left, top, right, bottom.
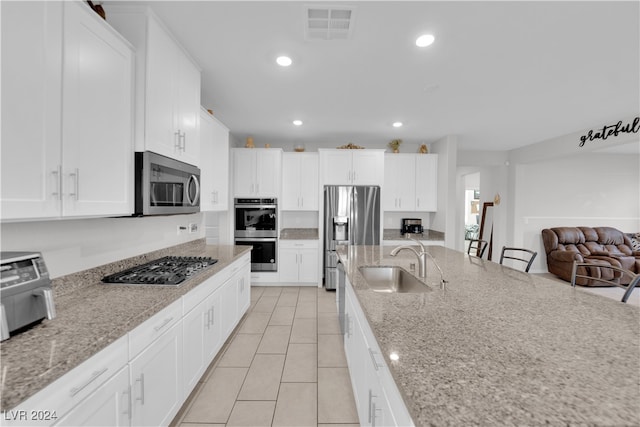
135, 151, 200, 216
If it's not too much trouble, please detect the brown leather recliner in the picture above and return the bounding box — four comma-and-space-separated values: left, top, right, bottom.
542, 226, 640, 286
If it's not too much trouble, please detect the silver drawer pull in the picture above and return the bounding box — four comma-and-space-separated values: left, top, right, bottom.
153, 317, 174, 332
368, 348, 385, 371
136, 373, 145, 404
69, 367, 108, 397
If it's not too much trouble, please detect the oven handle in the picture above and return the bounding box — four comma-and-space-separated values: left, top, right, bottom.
234, 204, 277, 209
235, 238, 277, 243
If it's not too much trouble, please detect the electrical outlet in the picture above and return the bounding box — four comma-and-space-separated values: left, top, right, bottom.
189, 223, 198, 233
177, 225, 187, 235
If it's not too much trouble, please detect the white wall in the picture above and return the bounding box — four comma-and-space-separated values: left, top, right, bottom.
457, 115, 639, 271
431, 135, 458, 248
0, 213, 205, 278
513, 153, 640, 272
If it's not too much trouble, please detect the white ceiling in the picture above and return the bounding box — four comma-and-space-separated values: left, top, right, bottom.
108, 1, 640, 152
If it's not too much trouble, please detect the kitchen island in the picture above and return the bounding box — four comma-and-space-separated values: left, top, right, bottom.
338, 245, 640, 426
0, 240, 251, 414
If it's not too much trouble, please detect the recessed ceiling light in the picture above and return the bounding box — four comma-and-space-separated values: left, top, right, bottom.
416, 34, 435, 47
293, 120, 303, 126
392, 122, 403, 128
276, 56, 292, 66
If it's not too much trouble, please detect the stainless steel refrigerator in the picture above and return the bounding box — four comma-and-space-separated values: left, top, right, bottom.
324, 185, 380, 289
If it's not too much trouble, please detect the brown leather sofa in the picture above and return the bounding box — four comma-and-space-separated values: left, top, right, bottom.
542, 226, 640, 286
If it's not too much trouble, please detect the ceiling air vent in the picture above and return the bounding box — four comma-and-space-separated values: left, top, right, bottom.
305, 6, 355, 40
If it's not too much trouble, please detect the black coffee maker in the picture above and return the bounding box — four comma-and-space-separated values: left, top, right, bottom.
401, 218, 423, 235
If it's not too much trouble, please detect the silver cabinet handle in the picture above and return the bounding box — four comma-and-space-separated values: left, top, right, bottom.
205, 307, 211, 329
69, 168, 79, 200
69, 368, 108, 397
174, 130, 181, 150
209, 306, 215, 327
153, 317, 174, 332
52, 166, 62, 199
345, 312, 352, 338
180, 131, 186, 152
368, 348, 385, 371
136, 373, 145, 404
123, 384, 132, 420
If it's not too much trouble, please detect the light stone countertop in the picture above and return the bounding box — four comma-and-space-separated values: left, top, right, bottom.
0, 240, 252, 412
337, 244, 640, 426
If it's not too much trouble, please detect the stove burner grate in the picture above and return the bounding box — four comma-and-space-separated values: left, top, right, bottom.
102, 256, 217, 286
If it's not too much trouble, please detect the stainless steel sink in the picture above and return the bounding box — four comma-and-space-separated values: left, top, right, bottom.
358, 266, 431, 293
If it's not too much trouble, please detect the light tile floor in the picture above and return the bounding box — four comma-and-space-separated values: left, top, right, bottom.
172, 286, 359, 427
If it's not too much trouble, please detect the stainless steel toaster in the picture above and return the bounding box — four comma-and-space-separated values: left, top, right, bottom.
1, 252, 56, 341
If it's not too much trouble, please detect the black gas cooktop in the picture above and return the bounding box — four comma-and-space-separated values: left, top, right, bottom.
102, 256, 217, 286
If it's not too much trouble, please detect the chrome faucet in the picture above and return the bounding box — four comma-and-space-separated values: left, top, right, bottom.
390, 237, 447, 284
390, 238, 428, 278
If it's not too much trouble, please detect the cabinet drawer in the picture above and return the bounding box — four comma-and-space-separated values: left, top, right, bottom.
183, 275, 220, 314
4, 335, 128, 427
279, 239, 318, 249
129, 298, 182, 359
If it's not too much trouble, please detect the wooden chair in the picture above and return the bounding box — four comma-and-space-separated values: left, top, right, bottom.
467, 239, 488, 258
499, 247, 537, 272
571, 262, 639, 303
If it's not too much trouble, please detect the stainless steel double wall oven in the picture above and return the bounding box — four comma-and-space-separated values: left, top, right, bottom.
234, 198, 277, 272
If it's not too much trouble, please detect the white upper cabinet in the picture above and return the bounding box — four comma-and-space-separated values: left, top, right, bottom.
414, 154, 438, 211
282, 153, 319, 210
232, 148, 282, 198
200, 109, 229, 211
1, 1, 134, 221
383, 153, 438, 212
384, 154, 416, 211
319, 149, 385, 186
107, 6, 201, 166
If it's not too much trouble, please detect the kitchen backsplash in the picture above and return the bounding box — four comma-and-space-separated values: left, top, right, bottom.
0, 213, 205, 279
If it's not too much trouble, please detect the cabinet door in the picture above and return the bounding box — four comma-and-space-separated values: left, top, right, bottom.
1, 1, 63, 220
237, 262, 251, 316
344, 292, 367, 424
54, 366, 130, 427
320, 150, 352, 185
415, 154, 438, 212
256, 149, 281, 197
220, 276, 239, 337
383, 154, 415, 211
200, 110, 229, 211
182, 300, 207, 396
203, 289, 223, 363
176, 56, 201, 166
233, 149, 256, 197
62, 1, 134, 217
352, 151, 384, 186
130, 322, 183, 427
298, 248, 319, 283
299, 154, 319, 210
279, 247, 299, 283
281, 154, 301, 210
145, 16, 179, 158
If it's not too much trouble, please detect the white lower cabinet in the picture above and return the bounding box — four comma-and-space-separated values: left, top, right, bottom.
4, 253, 252, 427
344, 281, 414, 427
54, 366, 130, 427
129, 317, 183, 427
279, 240, 319, 284
220, 258, 251, 337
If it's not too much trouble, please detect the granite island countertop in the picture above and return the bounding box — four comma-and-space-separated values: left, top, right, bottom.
337, 245, 640, 426
0, 240, 252, 412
